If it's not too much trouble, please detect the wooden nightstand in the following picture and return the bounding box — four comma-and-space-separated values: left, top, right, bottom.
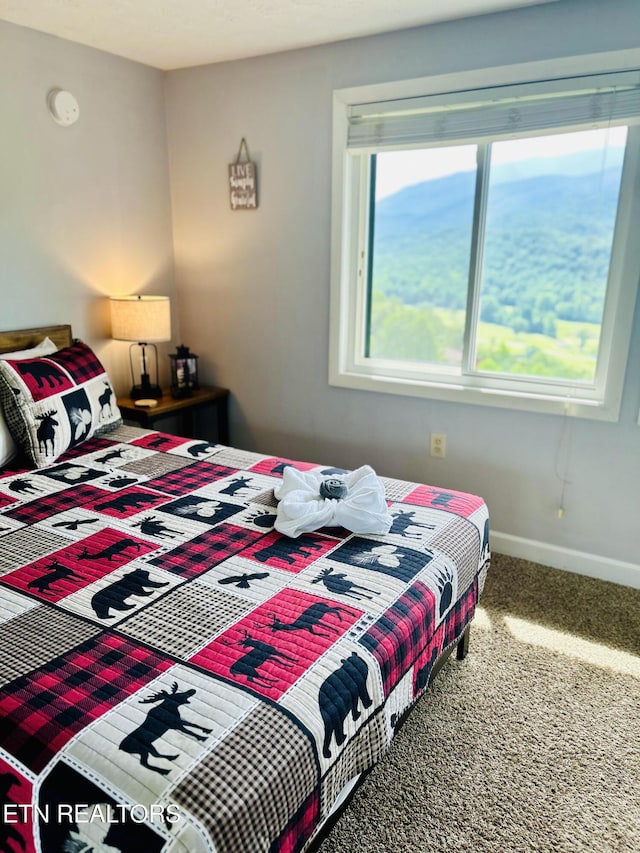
117, 385, 230, 443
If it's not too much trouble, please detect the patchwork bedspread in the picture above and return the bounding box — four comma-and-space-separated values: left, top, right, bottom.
0, 426, 490, 853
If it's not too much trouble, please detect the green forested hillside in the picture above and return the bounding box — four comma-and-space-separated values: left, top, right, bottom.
369, 159, 623, 377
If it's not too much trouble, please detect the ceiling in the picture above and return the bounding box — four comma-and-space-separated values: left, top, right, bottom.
0, 0, 558, 71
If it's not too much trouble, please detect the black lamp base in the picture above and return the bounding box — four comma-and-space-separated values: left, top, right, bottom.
130, 384, 163, 400
128, 346, 162, 400
130, 370, 162, 400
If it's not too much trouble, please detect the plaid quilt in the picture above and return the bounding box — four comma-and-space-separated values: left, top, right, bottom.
0, 426, 490, 853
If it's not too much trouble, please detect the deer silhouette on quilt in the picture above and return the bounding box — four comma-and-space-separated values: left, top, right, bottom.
311, 566, 379, 601
8, 477, 41, 495
222, 630, 297, 687
36, 410, 59, 456
257, 603, 355, 640
133, 515, 181, 539
219, 476, 260, 497
389, 510, 435, 539
119, 682, 211, 775
95, 448, 129, 465
27, 558, 83, 595
78, 537, 142, 563
97, 382, 114, 418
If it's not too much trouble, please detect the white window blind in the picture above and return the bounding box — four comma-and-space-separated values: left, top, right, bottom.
347, 71, 640, 150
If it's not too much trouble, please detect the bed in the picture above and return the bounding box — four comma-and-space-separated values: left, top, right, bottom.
0, 325, 490, 853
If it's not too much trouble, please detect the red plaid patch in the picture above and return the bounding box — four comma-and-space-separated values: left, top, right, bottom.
273, 789, 319, 853
0, 633, 173, 773
411, 621, 446, 696
0, 459, 31, 478
411, 576, 478, 696
58, 436, 114, 460
50, 340, 105, 384
145, 462, 238, 496
2, 358, 73, 401
403, 484, 485, 517
192, 589, 363, 700
87, 486, 169, 518
360, 580, 437, 697
443, 576, 478, 648
130, 431, 191, 452
2, 527, 157, 602
0, 342, 106, 404
3, 484, 106, 525
149, 523, 264, 578
248, 457, 318, 478
242, 531, 337, 574
0, 493, 18, 510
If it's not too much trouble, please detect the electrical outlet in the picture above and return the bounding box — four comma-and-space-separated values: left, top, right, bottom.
430, 433, 446, 459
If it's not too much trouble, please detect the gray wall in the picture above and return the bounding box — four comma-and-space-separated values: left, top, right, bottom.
0, 20, 176, 389
164, 0, 640, 575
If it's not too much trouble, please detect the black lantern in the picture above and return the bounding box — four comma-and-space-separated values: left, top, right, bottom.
169, 345, 199, 398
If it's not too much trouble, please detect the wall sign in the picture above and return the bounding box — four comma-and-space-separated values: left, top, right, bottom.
229, 138, 258, 210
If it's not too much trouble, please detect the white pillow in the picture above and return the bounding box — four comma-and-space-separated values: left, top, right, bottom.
0, 337, 57, 467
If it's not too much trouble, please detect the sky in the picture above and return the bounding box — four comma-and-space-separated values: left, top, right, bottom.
374, 126, 628, 200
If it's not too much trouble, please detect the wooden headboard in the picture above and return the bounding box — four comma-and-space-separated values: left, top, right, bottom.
0, 324, 73, 354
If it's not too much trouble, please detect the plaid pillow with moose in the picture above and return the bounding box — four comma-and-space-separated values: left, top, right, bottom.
0, 340, 121, 468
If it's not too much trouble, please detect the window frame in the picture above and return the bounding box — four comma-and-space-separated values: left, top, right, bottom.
329, 65, 640, 421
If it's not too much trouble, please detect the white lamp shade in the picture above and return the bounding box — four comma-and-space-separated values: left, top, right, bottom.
110, 295, 171, 343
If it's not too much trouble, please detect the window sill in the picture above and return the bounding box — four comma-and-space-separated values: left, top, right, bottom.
328, 367, 617, 421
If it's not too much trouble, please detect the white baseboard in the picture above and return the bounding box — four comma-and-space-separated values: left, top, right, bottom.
490, 530, 640, 590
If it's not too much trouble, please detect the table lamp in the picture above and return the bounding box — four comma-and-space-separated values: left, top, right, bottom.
110, 295, 171, 399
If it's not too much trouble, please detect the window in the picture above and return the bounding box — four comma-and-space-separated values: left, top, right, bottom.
330, 71, 640, 420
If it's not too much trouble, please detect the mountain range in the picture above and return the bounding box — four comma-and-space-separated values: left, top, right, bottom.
371, 149, 624, 330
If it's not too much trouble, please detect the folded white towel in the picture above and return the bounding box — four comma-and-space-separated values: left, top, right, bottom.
274, 465, 392, 538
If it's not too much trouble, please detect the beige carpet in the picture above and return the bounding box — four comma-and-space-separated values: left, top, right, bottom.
318, 554, 640, 853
